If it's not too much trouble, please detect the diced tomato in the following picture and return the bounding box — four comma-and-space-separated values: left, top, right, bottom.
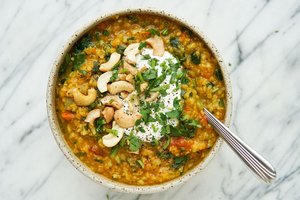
89, 145, 101, 155
61, 111, 75, 121
170, 137, 193, 148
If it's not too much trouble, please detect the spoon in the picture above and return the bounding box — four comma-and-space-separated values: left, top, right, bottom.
203, 108, 277, 184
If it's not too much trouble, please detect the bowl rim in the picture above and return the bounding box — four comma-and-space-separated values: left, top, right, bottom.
46, 8, 233, 194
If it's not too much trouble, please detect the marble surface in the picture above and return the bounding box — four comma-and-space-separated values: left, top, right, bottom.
0, 0, 299, 199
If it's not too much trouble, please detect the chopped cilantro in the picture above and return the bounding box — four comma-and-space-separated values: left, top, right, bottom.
116, 45, 127, 54
138, 42, 147, 50
148, 28, 160, 36
166, 110, 180, 118
94, 118, 106, 133
148, 58, 159, 67
142, 69, 157, 80
161, 29, 169, 36
136, 159, 144, 168
128, 134, 142, 152
142, 54, 151, 60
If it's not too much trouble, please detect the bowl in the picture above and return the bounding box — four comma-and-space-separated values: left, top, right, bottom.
46, 8, 232, 194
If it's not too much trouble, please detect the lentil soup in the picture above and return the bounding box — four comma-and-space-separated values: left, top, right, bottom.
56, 13, 226, 186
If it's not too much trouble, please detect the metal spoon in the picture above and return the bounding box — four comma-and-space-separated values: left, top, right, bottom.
203, 108, 277, 184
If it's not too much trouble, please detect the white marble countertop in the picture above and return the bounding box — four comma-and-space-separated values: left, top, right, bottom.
1, 0, 299, 199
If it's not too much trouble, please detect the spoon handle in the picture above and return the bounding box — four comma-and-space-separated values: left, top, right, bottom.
203, 108, 276, 183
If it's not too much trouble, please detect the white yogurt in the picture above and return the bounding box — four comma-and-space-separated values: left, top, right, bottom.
122, 48, 182, 142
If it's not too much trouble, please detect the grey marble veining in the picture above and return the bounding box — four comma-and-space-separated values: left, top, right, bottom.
0, 0, 299, 199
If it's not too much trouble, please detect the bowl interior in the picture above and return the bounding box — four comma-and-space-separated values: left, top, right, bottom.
46, 8, 232, 194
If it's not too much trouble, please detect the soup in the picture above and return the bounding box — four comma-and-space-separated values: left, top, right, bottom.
56, 13, 226, 185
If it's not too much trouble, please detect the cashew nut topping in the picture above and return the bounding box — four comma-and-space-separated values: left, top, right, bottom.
101, 95, 123, 109
84, 109, 101, 124
73, 88, 97, 106
102, 121, 124, 147
146, 36, 165, 56
118, 73, 127, 81
124, 43, 139, 64
140, 82, 148, 92
97, 71, 113, 93
102, 107, 114, 123
123, 61, 137, 75
107, 81, 134, 94
145, 92, 159, 102
125, 74, 134, 84
114, 109, 142, 128
99, 52, 121, 72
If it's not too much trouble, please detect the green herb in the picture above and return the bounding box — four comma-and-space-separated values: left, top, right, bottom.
92, 61, 100, 73
74, 34, 92, 53
59, 53, 71, 75
73, 53, 86, 70
170, 37, 180, 48
142, 69, 157, 80
94, 158, 104, 163
166, 110, 180, 119
219, 99, 225, 107
127, 15, 138, 23
135, 119, 142, 126
128, 134, 142, 152
215, 68, 223, 81
79, 69, 87, 75
75, 152, 86, 157
173, 98, 181, 110
138, 42, 147, 50
136, 159, 144, 168
161, 29, 169, 36
206, 82, 214, 87
60, 78, 66, 84
138, 126, 146, 133
158, 151, 173, 159
110, 68, 119, 82
172, 156, 188, 169
191, 52, 201, 65
148, 58, 159, 67
102, 30, 110, 36
142, 54, 151, 60
148, 28, 160, 36
94, 118, 106, 133
127, 37, 135, 41
180, 70, 189, 84
116, 45, 127, 54
110, 144, 121, 157
140, 108, 151, 122
163, 135, 171, 149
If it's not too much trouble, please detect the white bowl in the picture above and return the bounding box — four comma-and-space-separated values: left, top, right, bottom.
46, 8, 233, 194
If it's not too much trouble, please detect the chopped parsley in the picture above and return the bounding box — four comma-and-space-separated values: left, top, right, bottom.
138, 42, 147, 50
128, 134, 142, 152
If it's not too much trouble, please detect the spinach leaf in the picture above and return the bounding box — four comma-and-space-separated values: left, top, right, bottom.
172, 156, 188, 169
191, 52, 201, 65
116, 45, 127, 54
73, 53, 86, 70
170, 37, 179, 48
215, 68, 223, 81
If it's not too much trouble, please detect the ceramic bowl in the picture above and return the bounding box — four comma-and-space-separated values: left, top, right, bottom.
46, 8, 232, 194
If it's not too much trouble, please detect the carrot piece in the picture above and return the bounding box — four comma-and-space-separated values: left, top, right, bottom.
61, 111, 75, 121
171, 137, 193, 148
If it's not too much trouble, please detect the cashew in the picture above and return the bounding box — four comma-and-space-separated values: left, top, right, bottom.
107, 81, 134, 94
123, 61, 137, 75
139, 66, 147, 72
140, 82, 148, 92
102, 121, 124, 147
124, 43, 139, 64
125, 74, 134, 84
118, 73, 127, 81
114, 109, 142, 128
99, 52, 121, 72
102, 107, 114, 123
84, 109, 101, 124
97, 71, 113, 93
101, 95, 123, 109
145, 92, 159, 102
146, 36, 165, 56
120, 91, 129, 99
73, 88, 97, 106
